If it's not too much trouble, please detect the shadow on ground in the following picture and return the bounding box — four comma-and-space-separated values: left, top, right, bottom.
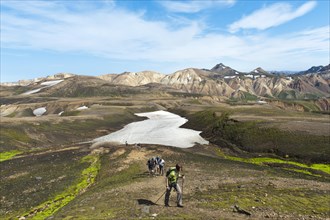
137, 199, 157, 206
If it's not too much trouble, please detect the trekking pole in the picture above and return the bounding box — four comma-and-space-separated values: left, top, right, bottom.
154, 190, 166, 204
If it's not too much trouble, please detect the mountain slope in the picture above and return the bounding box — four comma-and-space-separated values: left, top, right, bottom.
2, 64, 329, 101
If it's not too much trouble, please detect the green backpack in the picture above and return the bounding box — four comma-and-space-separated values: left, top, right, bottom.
166, 167, 176, 177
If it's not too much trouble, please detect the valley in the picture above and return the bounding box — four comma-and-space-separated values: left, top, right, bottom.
0, 66, 329, 219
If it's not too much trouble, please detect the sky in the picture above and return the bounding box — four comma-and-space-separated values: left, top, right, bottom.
1, 0, 329, 82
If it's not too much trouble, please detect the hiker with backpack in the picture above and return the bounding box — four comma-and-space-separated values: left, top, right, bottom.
158, 158, 165, 176
164, 164, 185, 208
155, 156, 165, 175
147, 157, 156, 175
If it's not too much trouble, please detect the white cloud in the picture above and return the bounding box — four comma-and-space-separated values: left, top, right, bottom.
159, 0, 235, 13
229, 1, 317, 33
0, 1, 328, 73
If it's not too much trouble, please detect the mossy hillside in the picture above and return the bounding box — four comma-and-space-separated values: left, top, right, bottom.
184, 110, 330, 163
0, 149, 90, 219
216, 121, 329, 163
19, 154, 101, 220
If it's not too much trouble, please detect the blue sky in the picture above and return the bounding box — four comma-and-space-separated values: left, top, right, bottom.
1, 0, 329, 82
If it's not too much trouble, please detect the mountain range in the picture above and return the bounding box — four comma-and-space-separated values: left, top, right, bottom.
1, 63, 329, 101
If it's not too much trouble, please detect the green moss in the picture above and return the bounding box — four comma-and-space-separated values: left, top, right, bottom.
0, 150, 22, 162
222, 154, 330, 176
19, 154, 101, 220
310, 164, 330, 173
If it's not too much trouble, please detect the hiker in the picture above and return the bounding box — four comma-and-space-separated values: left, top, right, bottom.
158, 158, 165, 176
155, 156, 161, 174
164, 164, 184, 207
146, 157, 156, 175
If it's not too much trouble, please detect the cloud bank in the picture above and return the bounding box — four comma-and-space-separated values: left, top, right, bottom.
1, 0, 328, 73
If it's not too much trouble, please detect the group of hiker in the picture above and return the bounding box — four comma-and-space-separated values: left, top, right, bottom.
146, 157, 185, 208
146, 156, 165, 175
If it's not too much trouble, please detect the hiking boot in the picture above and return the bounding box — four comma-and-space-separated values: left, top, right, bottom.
177, 204, 184, 208
165, 204, 169, 207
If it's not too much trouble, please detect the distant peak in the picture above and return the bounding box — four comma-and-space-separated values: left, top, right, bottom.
211, 63, 227, 70
252, 67, 268, 74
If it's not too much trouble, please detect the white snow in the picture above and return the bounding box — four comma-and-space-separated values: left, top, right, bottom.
33, 107, 46, 116
93, 110, 209, 148
245, 74, 254, 78
76, 106, 88, 110
257, 100, 267, 104
235, 72, 239, 75
24, 88, 42, 95
254, 69, 259, 73
40, 80, 63, 86
224, 76, 237, 79
23, 80, 63, 95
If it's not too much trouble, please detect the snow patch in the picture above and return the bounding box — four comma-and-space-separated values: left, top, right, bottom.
40, 80, 63, 86
33, 107, 46, 116
24, 88, 42, 95
23, 80, 63, 95
93, 110, 209, 148
76, 106, 88, 110
224, 76, 237, 79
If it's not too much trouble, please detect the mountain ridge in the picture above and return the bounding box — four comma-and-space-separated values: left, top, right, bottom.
1, 64, 329, 101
